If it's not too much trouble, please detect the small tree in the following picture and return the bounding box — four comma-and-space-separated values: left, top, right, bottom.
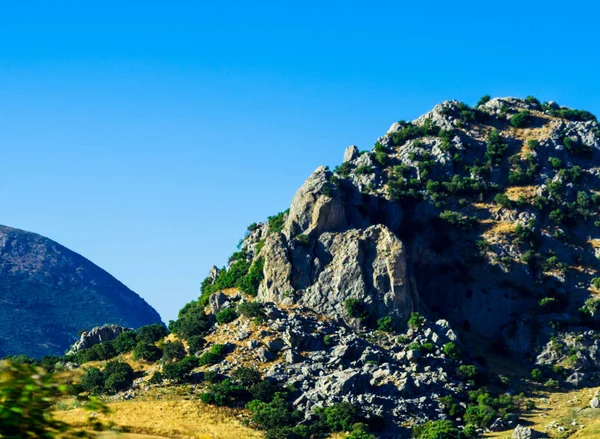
408, 312, 425, 329
113, 331, 137, 354
216, 308, 238, 324
133, 341, 163, 363
162, 340, 186, 362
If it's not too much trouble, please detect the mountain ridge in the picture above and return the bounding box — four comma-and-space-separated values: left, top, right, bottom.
0, 223, 163, 358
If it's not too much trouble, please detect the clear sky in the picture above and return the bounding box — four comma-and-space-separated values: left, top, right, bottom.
1, 1, 599, 322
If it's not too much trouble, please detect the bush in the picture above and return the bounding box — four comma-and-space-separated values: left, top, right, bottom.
531, 368, 543, 382
80, 367, 104, 393
344, 298, 369, 320
485, 129, 508, 166
231, 366, 262, 388
355, 165, 374, 176
113, 331, 138, 354
162, 340, 186, 362
347, 423, 376, 439
510, 111, 530, 128
162, 356, 200, 382
238, 301, 264, 319
239, 258, 265, 296
137, 323, 168, 344
249, 380, 281, 403
267, 211, 288, 235
133, 341, 162, 363
408, 312, 425, 329
548, 157, 563, 169
198, 344, 227, 366
216, 308, 238, 324
413, 420, 463, 439
200, 379, 245, 406
456, 365, 478, 380
169, 301, 212, 339
102, 361, 134, 393
187, 335, 206, 353
321, 402, 360, 432
148, 371, 163, 384
377, 316, 394, 332
592, 277, 600, 289
247, 393, 302, 432
75, 342, 117, 364
443, 342, 462, 360
477, 95, 491, 106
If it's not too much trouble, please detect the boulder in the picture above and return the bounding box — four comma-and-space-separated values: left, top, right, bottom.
209, 292, 230, 315
513, 425, 537, 439
257, 347, 275, 363
67, 324, 128, 354
591, 397, 600, 409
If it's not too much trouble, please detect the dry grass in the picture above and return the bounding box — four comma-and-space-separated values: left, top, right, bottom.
57, 398, 263, 439
481, 219, 516, 236
485, 386, 600, 439
506, 186, 537, 201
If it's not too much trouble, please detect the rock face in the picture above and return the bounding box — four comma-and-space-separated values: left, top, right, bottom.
284, 166, 347, 239
302, 225, 419, 326
0, 225, 163, 358
67, 324, 128, 354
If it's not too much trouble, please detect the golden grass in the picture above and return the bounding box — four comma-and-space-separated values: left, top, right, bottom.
589, 239, 600, 249
485, 386, 600, 439
57, 398, 264, 439
481, 219, 516, 236
506, 186, 537, 201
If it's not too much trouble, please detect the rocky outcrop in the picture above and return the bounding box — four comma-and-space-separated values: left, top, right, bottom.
67, 324, 128, 355
303, 225, 419, 326
284, 166, 347, 239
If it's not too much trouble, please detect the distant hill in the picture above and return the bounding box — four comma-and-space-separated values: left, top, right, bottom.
0, 224, 162, 358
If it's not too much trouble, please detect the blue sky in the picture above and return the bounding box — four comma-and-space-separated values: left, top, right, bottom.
1, 1, 599, 322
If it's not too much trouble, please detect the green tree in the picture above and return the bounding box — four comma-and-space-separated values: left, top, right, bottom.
162, 340, 186, 362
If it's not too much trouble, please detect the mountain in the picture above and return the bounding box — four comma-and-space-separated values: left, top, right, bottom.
60, 97, 600, 439
0, 224, 163, 358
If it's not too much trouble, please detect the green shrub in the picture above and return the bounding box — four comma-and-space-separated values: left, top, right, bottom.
592, 278, 600, 289
200, 379, 245, 406
239, 258, 265, 296
75, 342, 117, 363
485, 129, 508, 166
344, 298, 369, 320
216, 308, 238, 324
323, 335, 334, 346
249, 380, 281, 403
267, 211, 288, 235
334, 162, 354, 177
231, 367, 262, 388
238, 301, 264, 319
408, 312, 425, 329
548, 157, 563, 169
510, 111, 530, 128
137, 324, 168, 344
162, 356, 200, 382
531, 368, 543, 382
377, 316, 394, 332
320, 402, 360, 432
198, 344, 227, 366
526, 96, 541, 106
187, 335, 206, 353
80, 367, 104, 393
169, 301, 212, 339
132, 341, 162, 363
457, 365, 478, 380
162, 340, 186, 362
355, 165, 374, 175
102, 361, 134, 393
347, 423, 376, 439
148, 371, 163, 384
294, 234, 310, 246
113, 331, 137, 354
443, 342, 462, 360
439, 211, 478, 228
477, 95, 491, 106
413, 420, 463, 439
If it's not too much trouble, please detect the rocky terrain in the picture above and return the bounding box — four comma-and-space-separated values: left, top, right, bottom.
0, 225, 163, 358
46, 96, 600, 439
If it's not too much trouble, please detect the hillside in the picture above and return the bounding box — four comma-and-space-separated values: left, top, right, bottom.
0, 224, 163, 358
57, 96, 600, 439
